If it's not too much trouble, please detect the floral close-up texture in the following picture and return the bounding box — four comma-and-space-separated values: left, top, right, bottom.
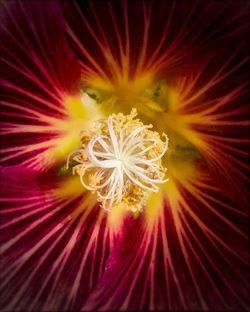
0, 0, 249, 311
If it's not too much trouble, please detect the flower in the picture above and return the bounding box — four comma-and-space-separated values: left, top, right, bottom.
0, 1, 249, 311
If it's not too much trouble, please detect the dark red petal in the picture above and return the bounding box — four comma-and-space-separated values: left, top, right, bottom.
83, 173, 249, 311
0, 167, 110, 311
61, 1, 249, 82
0, 1, 81, 168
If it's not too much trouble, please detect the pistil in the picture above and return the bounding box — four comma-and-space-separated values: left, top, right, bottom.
67, 107, 168, 212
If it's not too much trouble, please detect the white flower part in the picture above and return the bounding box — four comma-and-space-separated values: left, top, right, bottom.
67, 108, 168, 212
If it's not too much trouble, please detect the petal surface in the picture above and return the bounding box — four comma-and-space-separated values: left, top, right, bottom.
62, 1, 248, 82
83, 169, 249, 311
0, 1, 102, 170
0, 167, 111, 311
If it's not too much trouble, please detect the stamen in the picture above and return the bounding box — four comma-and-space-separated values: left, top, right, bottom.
67, 107, 168, 212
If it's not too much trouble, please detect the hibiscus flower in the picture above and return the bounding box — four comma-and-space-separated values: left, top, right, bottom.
0, 0, 249, 311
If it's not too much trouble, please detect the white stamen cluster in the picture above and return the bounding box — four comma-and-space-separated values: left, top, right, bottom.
67, 108, 168, 212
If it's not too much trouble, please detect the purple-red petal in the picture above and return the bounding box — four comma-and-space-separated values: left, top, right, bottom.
0, 1, 81, 168
83, 176, 249, 311
0, 167, 111, 311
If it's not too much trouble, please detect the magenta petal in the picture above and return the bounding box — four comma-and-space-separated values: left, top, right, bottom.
83, 184, 249, 311
0, 167, 110, 311
0, 1, 81, 168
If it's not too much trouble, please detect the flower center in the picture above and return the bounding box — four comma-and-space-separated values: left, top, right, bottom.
67, 107, 168, 212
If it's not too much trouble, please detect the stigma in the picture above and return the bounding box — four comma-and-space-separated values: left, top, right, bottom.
67, 108, 168, 212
